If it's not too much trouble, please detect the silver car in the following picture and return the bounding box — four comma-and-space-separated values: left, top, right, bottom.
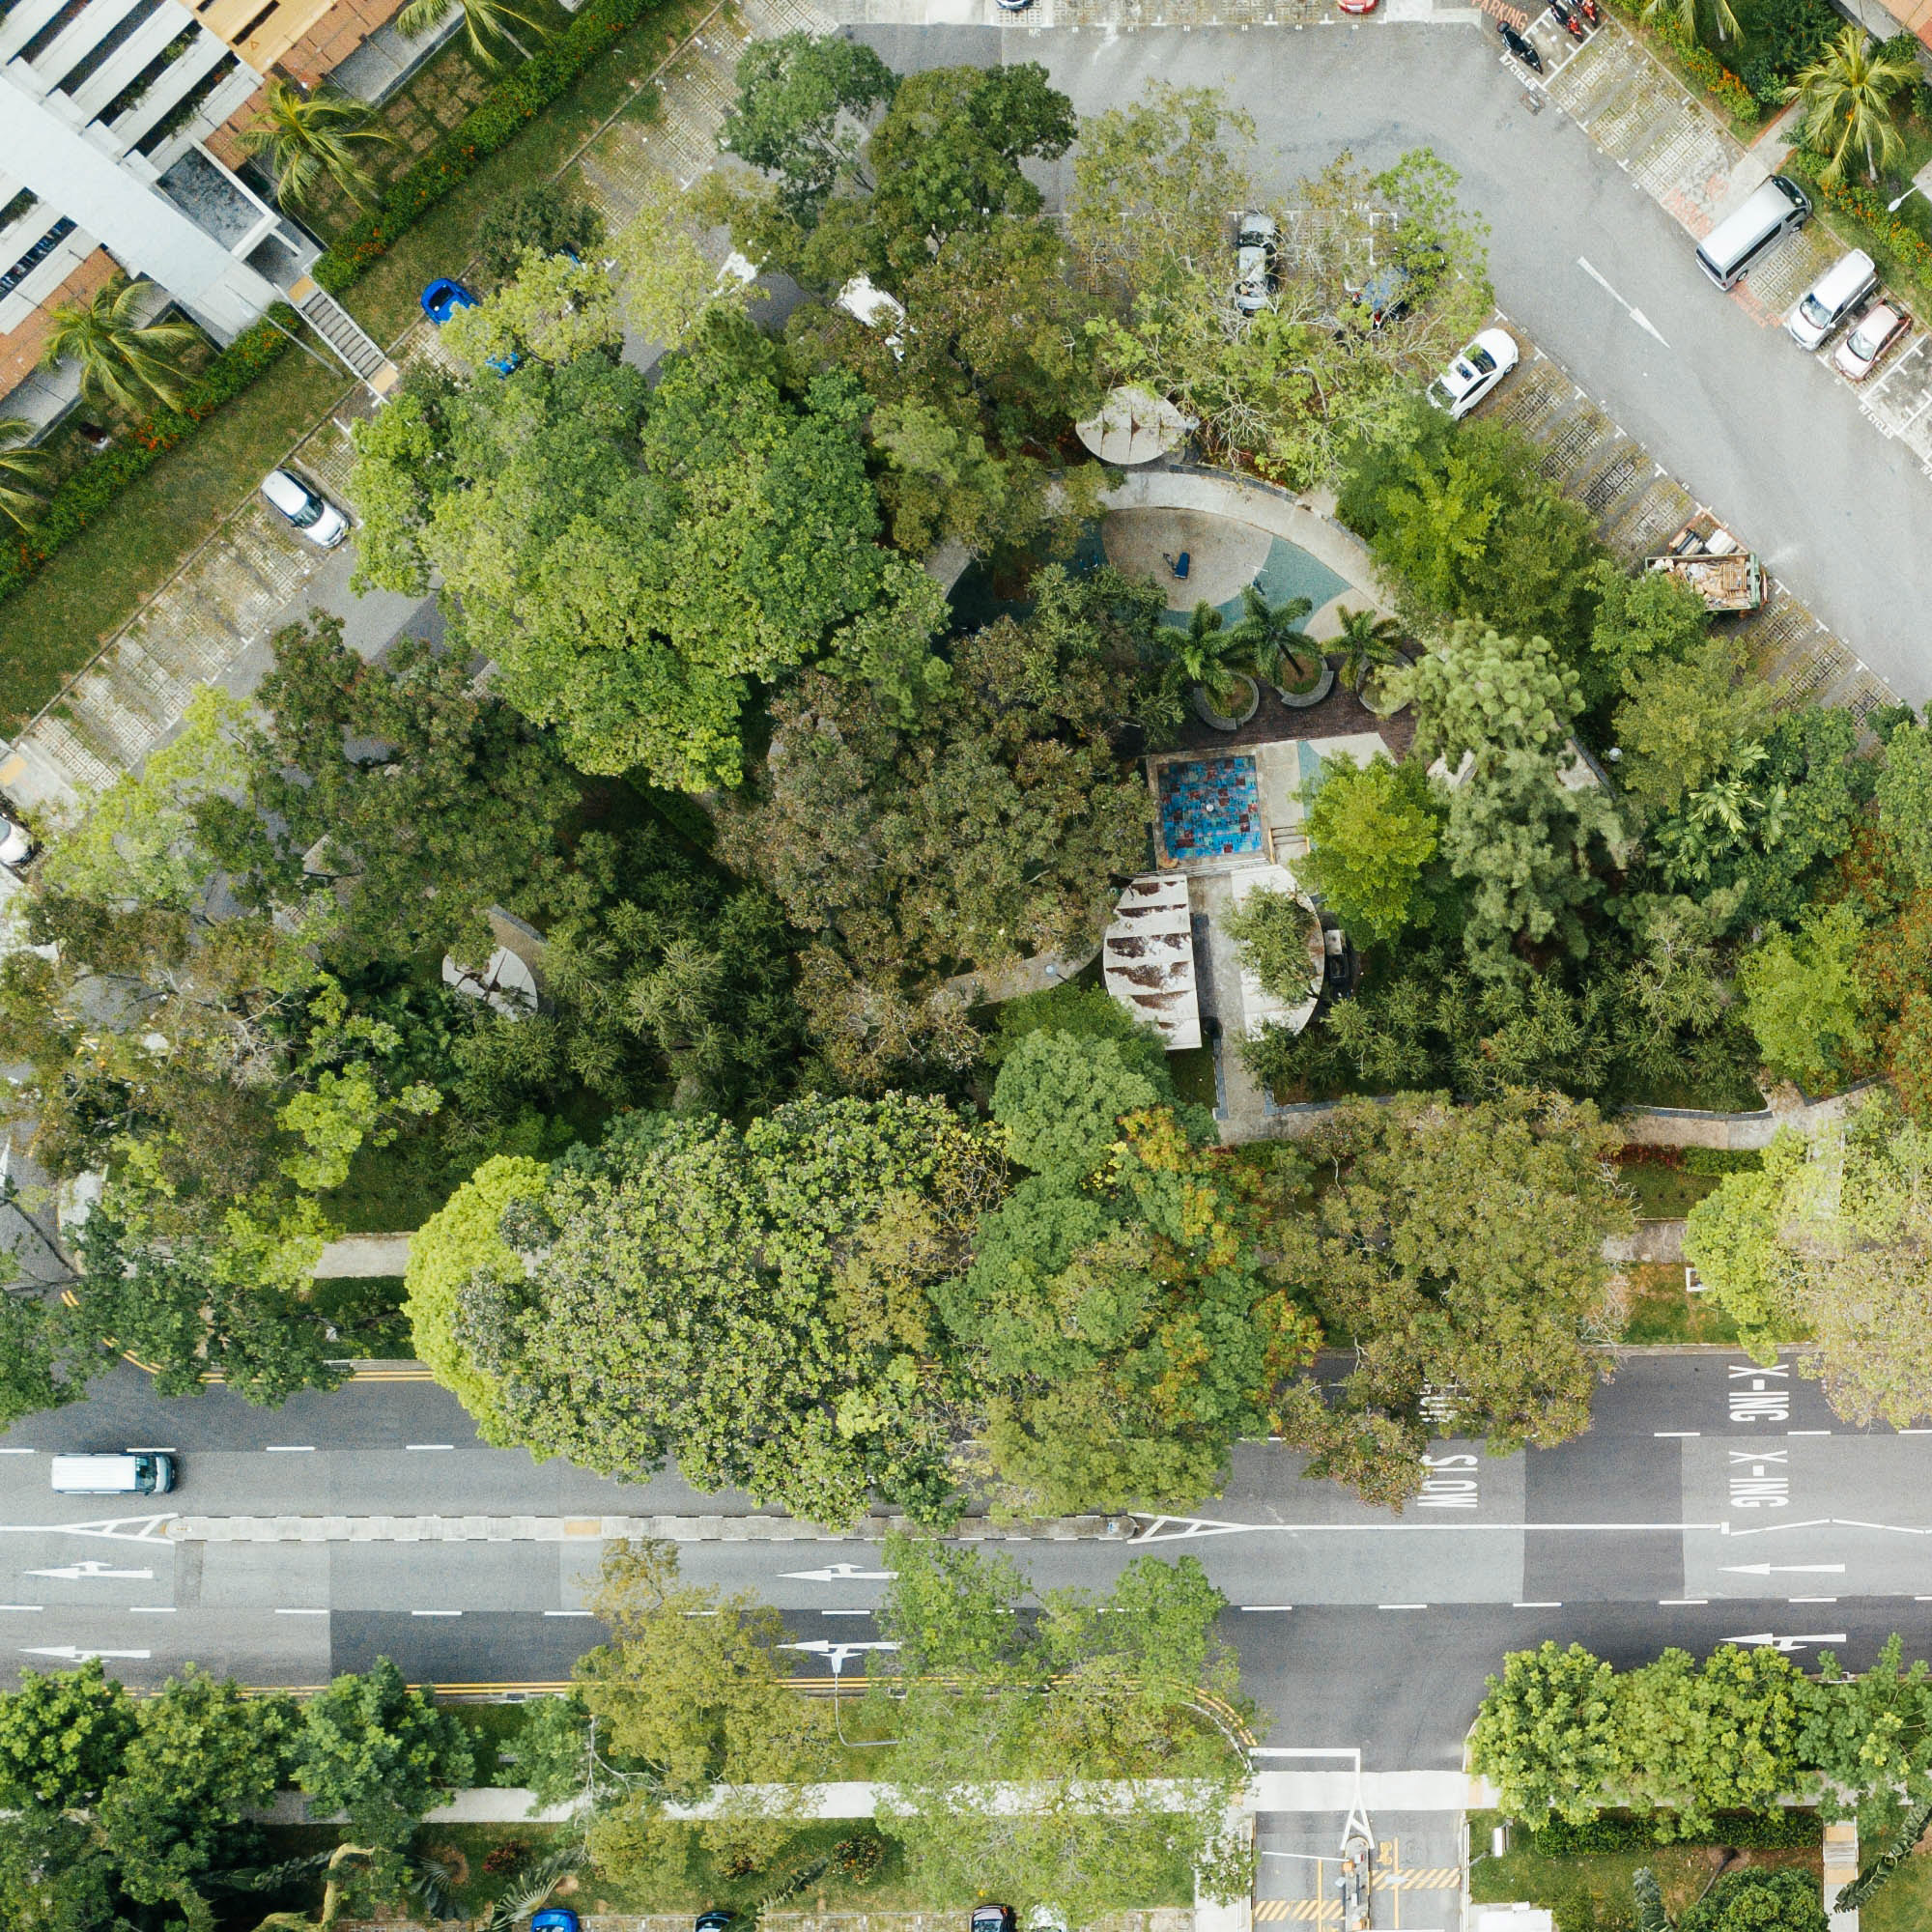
1234, 212, 1279, 315
262, 468, 350, 549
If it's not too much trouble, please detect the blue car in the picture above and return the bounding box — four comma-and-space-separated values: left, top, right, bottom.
530, 1912, 580, 1932
419, 277, 519, 375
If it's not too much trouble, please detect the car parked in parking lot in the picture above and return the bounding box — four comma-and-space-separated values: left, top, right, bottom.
420, 277, 520, 375
261, 469, 349, 549
971, 1908, 1016, 1932
1834, 301, 1910, 382
530, 1911, 579, 1932
1234, 213, 1279, 315
1426, 327, 1519, 418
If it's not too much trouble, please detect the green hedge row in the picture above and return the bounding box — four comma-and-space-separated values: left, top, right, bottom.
1783, 152, 1932, 286
1532, 1810, 1821, 1854
313, 0, 662, 292
0, 305, 297, 610
1599, 0, 1760, 122
0, 0, 663, 618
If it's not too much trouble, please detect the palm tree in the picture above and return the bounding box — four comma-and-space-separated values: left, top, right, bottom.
0, 416, 52, 530
237, 78, 395, 212
40, 279, 202, 417
1166, 601, 1255, 719
1227, 584, 1321, 692
1328, 605, 1407, 693
1784, 25, 1919, 185
394, 0, 553, 67
1641, 0, 1739, 44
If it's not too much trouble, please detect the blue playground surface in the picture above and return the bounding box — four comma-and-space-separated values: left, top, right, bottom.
1158, 754, 1263, 863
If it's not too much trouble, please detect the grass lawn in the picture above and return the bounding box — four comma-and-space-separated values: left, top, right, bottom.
0, 0, 707, 713
1862, 1845, 1932, 1932
1469, 1812, 1821, 1931
1614, 1262, 1744, 1347
1616, 1160, 1720, 1220
1168, 1044, 1219, 1110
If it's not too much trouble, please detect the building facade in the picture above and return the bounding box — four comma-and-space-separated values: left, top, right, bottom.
0, 0, 409, 426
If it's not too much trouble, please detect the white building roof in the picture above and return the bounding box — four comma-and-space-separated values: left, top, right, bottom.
1103, 874, 1201, 1052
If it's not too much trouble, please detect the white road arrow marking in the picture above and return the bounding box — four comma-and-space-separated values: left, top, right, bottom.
1577, 257, 1670, 346
781, 1562, 896, 1583
780, 1637, 899, 1676
1722, 1563, 1847, 1577
20, 1645, 152, 1662
24, 1561, 156, 1581
1725, 1632, 1847, 1652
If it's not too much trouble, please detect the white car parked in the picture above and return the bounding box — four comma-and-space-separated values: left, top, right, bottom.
262, 469, 349, 549
1426, 327, 1520, 419
1234, 212, 1280, 315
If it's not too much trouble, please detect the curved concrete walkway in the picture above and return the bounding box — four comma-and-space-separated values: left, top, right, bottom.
1099, 466, 1399, 644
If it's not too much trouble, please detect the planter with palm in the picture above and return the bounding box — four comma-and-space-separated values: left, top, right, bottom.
1329, 605, 1411, 714
1229, 583, 1335, 708
395, 0, 554, 67
1784, 25, 1918, 185
0, 416, 52, 530
238, 79, 396, 213
1168, 601, 1261, 730
40, 279, 202, 418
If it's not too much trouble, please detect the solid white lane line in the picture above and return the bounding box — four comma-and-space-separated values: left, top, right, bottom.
274, 1608, 327, 1616
1378, 1603, 1429, 1609
128, 1605, 176, 1614
821, 1608, 870, 1617
543, 1609, 593, 1618
411, 1609, 462, 1617
405, 1443, 454, 1452
1789, 1430, 1832, 1435
1788, 1596, 1839, 1604
1654, 1431, 1700, 1437
1661, 1598, 1709, 1605
0, 1448, 36, 1455
1514, 1601, 1563, 1608
265, 1445, 316, 1454
1240, 1605, 1294, 1612
0, 1605, 43, 1612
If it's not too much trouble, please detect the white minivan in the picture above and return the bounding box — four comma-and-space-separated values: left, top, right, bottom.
1695, 174, 1810, 290
50, 1452, 176, 1494
1787, 249, 1877, 350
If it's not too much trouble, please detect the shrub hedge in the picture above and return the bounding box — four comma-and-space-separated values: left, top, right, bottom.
0, 0, 663, 620
1782, 151, 1932, 285
0, 305, 296, 610
1532, 1810, 1821, 1854
1600, 0, 1761, 122
313, 0, 662, 292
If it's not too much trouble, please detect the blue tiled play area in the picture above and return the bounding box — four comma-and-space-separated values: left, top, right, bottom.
1158, 754, 1263, 863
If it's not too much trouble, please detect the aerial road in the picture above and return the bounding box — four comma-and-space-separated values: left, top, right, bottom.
1, 1351, 1928, 1770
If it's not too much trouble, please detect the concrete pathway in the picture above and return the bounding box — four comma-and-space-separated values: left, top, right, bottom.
313, 1232, 412, 1276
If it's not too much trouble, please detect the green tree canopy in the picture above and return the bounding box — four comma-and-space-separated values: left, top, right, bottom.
243, 612, 578, 969
868, 1535, 1253, 1921
1269, 1092, 1631, 1504
0, 1660, 137, 1811
721, 566, 1163, 1090
1680, 1868, 1826, 1932
1738, 899, 1868, 1090
349, 335, 940, 789
450, 1098, 1004, 1525
1296, 753, 1443, 946
991, 1030, 1161, 1181
719, 31, 897, 222
293, 1658, 474, 1848
1470, 1641, 1622, 1827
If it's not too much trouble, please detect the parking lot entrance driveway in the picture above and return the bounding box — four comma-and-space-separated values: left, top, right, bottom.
1256, 1811, 1463, 1930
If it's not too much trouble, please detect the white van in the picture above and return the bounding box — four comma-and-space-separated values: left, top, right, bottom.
50, 1452, 176, 1495
1696, 175, 1810, 290
1786, 249, 1877, 349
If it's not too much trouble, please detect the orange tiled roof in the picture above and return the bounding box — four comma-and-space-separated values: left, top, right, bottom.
0, 247, 118, 397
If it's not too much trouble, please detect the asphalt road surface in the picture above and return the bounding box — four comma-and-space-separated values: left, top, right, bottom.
4, 1352, 1930, 1769
854, 19, 1932, 701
